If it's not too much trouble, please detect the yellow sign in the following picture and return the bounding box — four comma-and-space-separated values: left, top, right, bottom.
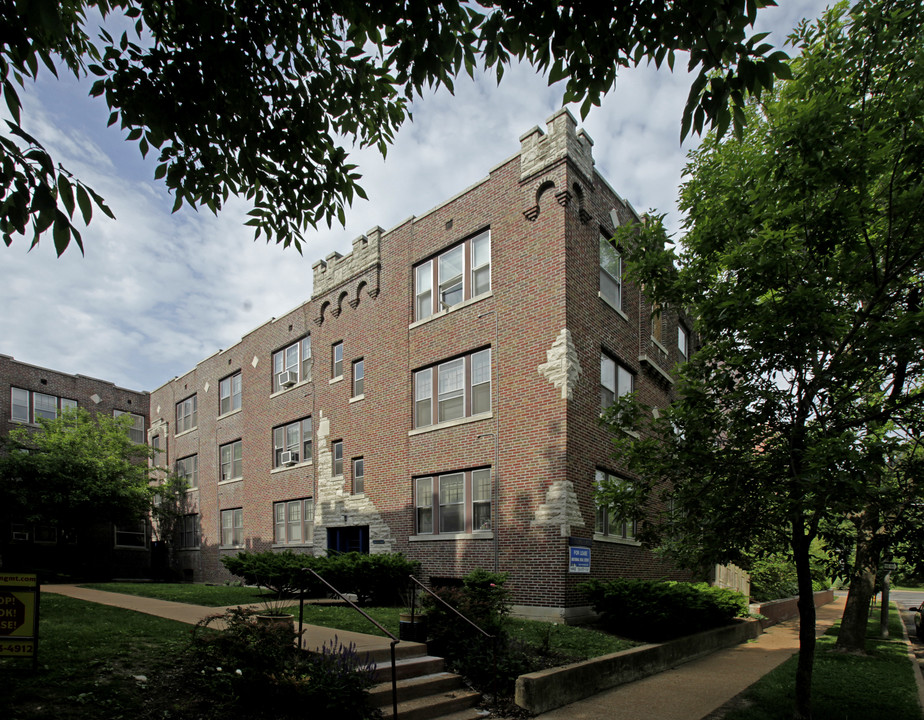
0, 574, 38, 660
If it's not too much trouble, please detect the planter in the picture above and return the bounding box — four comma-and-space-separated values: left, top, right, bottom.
399, 613, 428, 643
255, 613, 295, 626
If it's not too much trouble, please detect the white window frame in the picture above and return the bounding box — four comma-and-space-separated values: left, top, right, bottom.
273, 418, 312, 467
678, 323, 689, 359
114, 410, 145, 443
11, 388, 78, 423
594, 469, 637, 540
219, 372, 242, 415
273, 336, 311, 392
176, 454, 198, 489
600, 235, 623, 310
352, 358, 364, 397
414, 348, 492, 429
332, 342, 344, 379
600, 353, 634, 410
176, 395, 197, 434
353, 457, 364, 494
274, 498, 314, 545
413, 229, 491, 320
414, 468, 492, 536
221, 508, 244, 547
332, 440, 343, 476
11, 387, 29, 422
220, 440, 243, 482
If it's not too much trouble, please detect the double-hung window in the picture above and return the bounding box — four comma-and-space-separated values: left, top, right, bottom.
414, 468, 492, 535
220, 440, 243, 481
353, 457, 364, 494
600, 353, 633, 409
600, 235, 623, 310
332, 440, 343, 476
221, 508, 243, 547
273, 418, 312, 467
11, 388, 78, 423
332, 342, 343, 379
179, 514, 200, 548
114, 410, 145, 443
273, 336, 311, 391
594, 469, 637, 540
414, 229, 491, 320
414, 348, 491, 429
678, 324, 689, 360
176, 395, 197, 433
352, 359, 364, 397
176, 455, 198, 489
274, 498, 314, 545
219, 372, 242, 414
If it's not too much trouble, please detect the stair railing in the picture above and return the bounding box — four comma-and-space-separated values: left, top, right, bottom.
300, 568, 400, 720
407, 575, 498, 695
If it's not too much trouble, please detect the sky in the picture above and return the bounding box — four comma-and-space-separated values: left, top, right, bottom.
0, 2, 829, 393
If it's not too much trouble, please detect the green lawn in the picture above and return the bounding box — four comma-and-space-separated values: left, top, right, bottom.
80, 581, 264, 606
722, 605, 921, 720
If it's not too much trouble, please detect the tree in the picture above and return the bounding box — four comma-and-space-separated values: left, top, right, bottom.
2, 0, 792, 255
0, 406, 154, 565
149, 472, 193, 578
600, 2, 924, 717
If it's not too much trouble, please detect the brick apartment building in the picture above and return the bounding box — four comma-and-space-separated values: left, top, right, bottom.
147, 109, 736, 620
0, 354, 150, 577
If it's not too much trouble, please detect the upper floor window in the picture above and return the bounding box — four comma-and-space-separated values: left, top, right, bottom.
600, 353, 633, 410
274, 498, 314, 545
678, 324, 689, 360
651, 304, 663, 344
414, 348, 491, 429
415, 467, 491, 535
11, 388, 77, 423
352, 359, 364, 397
600, 235, 623, 310
352, 457, 364, 494
176, 395, 197, 434
176, 454, 199, 489
221, 508, 244, 547
114, 410, 145, 443
219, 372, 242, 415
414, 229, 491, 321
332, 440, 343, 476
595, 469, 636, 540
220, 440, 243, 482
151, 435, 163, 465
273, 417, 312, 467
273, 336, 311, 392
332, 342, 344, 379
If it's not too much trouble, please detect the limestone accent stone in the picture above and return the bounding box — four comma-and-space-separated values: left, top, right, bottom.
203, 381, 210, 394
251, 355, 259, 368
519, 108, 594, 183
313, 412, 394, 555
90, 393, 101, 404
532, 480, 585, 536
311, 226, 383, 298
538, 329, 582, 400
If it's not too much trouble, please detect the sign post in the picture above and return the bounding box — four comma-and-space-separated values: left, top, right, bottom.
0, 573, 40, 670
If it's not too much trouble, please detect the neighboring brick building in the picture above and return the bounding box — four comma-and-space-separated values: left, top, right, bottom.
0, 354, 150, 577
147, 109, 709, 619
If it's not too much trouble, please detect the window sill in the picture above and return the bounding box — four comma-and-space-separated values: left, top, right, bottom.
114, 544, 149, 551
271, 543, 315, 549
218, 478, 243, 486
175, 427, 198, 439
10, 419, 38, 427
409, 411, 493, 437
349, 394, 365, 404
409, 291, 494, 329
270, 379, 310, 399
621, 428, 640, 439
329, 376, 343, 385
270, 461, 313, 474
650, 337, 669, 356
593, 534, 642, 547
219, 545, 245, 551
638, 354, 675, 385
410, 532, 494, 542
598, 291, 629, 321
185, 487, 199, 494
217, 407, 242, 421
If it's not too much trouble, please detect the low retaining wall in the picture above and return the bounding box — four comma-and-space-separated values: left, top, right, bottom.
755, 589, 835, 627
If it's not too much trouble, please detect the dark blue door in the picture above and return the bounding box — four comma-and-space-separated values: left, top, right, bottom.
327, 525, 369, 554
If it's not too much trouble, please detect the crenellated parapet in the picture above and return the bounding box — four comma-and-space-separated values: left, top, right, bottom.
519, 108, 595, 184
311, 226, 383, 325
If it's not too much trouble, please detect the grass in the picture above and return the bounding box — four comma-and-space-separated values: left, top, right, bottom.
722, 604, 921, 720
507, 618, 638, 660
80, 581, 264, 606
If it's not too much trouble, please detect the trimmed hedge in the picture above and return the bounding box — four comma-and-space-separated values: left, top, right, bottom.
579, 578, 749, 642
222, 550, 420, 606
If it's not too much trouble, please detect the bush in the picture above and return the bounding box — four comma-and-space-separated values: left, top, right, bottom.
186, 606, 381, 719
221, 550, 421, 605
579, 579, 749, 643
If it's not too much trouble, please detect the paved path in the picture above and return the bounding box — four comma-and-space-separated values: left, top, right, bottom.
42, 584, 401, 658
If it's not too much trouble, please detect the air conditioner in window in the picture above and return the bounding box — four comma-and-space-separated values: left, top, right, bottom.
280, 451, 298, 467
278, 371, 298, 388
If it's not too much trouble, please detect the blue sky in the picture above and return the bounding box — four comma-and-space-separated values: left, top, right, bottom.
1, 2, 829, 392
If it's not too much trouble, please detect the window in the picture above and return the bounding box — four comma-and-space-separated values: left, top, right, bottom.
273, 418, 312, 467
600, 354, 633, 410
651, 304, 663, 344
151, 435, 163, 466
332, 440, 343, 476
176, 455, 198, 489
353, 457, 364, 494
274, 498, 314, 545
176, 395, 197, 433
219, 372, 242, 415
273, 336, 311, 392
678, 324, 689, 360
414, 348, 491, 429
352, 359, 364, 397
600, 235, 623, 309
115, 519, 146, 547
220, 440, 243, 481
414, 468, 492, 535
114, 410, 145, 443
414, 229, 491, 320
11, 389, 77, 423
179, 514, 200, 548
332, 342, 343, 379
221, 508, 243, 547
595, 469, 636, 540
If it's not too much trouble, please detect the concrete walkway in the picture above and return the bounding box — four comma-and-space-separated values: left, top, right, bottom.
535, 596, 849, 720
42, 584, 401, 658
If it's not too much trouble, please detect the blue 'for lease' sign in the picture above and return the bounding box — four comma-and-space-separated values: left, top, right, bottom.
569, 546, 591, 573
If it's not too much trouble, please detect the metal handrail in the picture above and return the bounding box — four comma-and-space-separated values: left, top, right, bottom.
300, 568, 400, 720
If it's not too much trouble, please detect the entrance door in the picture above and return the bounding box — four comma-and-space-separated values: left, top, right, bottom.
327, 525, 369, 554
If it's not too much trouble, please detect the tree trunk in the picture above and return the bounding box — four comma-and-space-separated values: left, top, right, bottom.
880, 571, 890, 639
793, 531, 816, 720
836, 515, 880, 652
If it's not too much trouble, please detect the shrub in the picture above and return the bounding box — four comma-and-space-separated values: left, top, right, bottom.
579, 579, 749, 642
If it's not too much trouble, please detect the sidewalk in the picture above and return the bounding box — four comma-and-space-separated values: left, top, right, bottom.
42, 584, 399, 658
534, 596, 848, 720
